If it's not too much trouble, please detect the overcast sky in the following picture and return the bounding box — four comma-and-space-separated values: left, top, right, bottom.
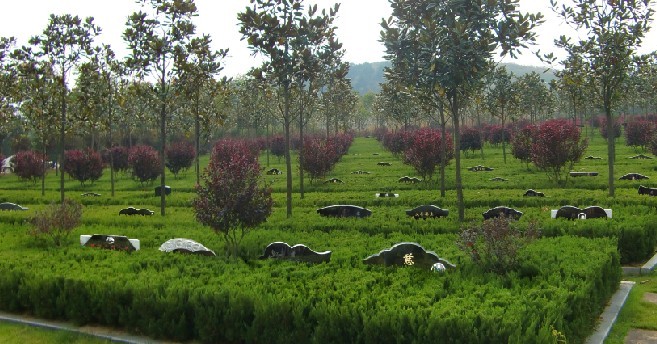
1, 0, 656, 77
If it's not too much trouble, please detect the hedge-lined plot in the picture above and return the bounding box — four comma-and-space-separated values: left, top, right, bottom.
0, 134, 653, 343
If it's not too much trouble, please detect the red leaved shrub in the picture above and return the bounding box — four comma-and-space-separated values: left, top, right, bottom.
624, 119, 655, 150
531, 119, 588, 184
402, 128, 454, 181
128, 145, 161, 184
166, 141, 196, 178
511, 124, 536, 165
13, 150, 47, 183
64, 148, 104, 185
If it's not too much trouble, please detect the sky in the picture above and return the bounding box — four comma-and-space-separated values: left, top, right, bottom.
1, 0, 656, 77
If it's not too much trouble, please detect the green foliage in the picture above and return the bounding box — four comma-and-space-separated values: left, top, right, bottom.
29, 199, 82, 246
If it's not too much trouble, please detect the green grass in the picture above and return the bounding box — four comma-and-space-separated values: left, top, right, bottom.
605, 272, 657, 343
0, 322, 111, 343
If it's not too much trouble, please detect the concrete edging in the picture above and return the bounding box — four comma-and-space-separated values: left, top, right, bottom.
622, 251, 657, 276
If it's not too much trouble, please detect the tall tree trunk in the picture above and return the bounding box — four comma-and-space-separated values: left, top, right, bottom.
159, 68, 167, 216
299, 107, 305, 199
284, 87, 293, 218
501, 113, 507, 164
451, 93, 464, 221
438, 102, 446, 198
109, 93, 115, 198
59, 76, 66, 203
195, 92, 201, 186
606, 107, 615, 197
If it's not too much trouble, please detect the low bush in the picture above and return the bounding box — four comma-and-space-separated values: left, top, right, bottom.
29, 199, 82, 247
64, 148, 104, 185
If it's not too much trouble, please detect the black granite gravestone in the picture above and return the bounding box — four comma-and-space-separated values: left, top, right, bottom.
266, 168, 282, 175
570, 172, 599, 177
363, 242, 456, 270
482, 206, 523, 220
0, 202, 28, 211
351, 170, 371, 175
468, 165, 494, 172
619, 173, 649, 180
259, 242, 331, 263
155, 185, 171, 196
639, 185, 657, 196
81, 192, 101, 197
555, 205, 609, 220
324, 178, 344, 184
585, 156, 603, 160
376, 192, 398, 198
317, 205, 372, 218
405, 205, 449, 219
81, 234, 138, 251
377, 162, 392, 166
523, 189, 544, 197
490, 177, 508, 181
630, 154, 652, 159
119, 207, 154, 216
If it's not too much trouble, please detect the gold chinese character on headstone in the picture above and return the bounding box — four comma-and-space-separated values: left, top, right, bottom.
403, 253, 414, 265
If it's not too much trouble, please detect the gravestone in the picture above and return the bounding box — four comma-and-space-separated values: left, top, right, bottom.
523, 189, 544, 197
259, 242, 331, 264
317, 205, 372, 218
409, 177, 421, 184
482, 206, 523, 220
377, 162, 392, 166
468, 165, 494, 172
155, 185, 171, 196
398, 176, 411, 183
630, 154, 652, 159
363, 242, 456, 270
0, 202, 28, 211
159, 238, 215, 256
266, 168, 282, 175
619, 173, 649, 180
490, 177, 508, 181
324, 178, 344, 184
405, 205, 449, 219
553, 205, 611, 220
585, 155, 602, 160
119, 207, 154, 216
376, 192, 398, 198
81, 192, 101, 197
569, 171, 598, 177
372, 153, 380, 156
351, 170, 371, 175
80, 234, 140, 251
638, 185, 657, 196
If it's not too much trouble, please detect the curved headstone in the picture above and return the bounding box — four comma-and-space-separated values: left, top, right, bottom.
155, 185, 171, 196
405, 205, 449, 219
119, 207, 154, 216
351, 170, 371, 175
482, 206, 523, 220
490, 177, 508, 181
317, 205, 372, 218
363, 242, 455, 270
585, 156, 602, 160
377, 162, 392, 166
619, 173, 649, 180
324, 178, 344, 184
266, 168, 282, 175
81, 234, 139, 251
468, 165, 494, 172
159, 238, 216, 256
630, 154, 652, 159
570, 171, 598, 177
259, 242, 331, 263
376, 192, 398, 198
639, 185, 657, 196
81, 192, 101, 197
0, 202, 28, 211
523, 189, 544, 197
555, 205, 610, 220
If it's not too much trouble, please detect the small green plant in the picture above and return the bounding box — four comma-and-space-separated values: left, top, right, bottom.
29, 199, 82, 246
457, 216, 540, 274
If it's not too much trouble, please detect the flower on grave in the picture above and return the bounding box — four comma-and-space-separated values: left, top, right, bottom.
403, 253, 414, 265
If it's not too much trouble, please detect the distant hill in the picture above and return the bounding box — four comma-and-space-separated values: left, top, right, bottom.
347, 61, 556, 95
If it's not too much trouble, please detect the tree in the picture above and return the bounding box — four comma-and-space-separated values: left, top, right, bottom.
300, 136, 340, 183
30, 14, 100, 203
0, 37, 16, 137
599, 117, 621, 140
402, 128, 454, 181
63, 148, 103, 185
124, 0, 196, 215
517, 72, 552, 124
166, 141, 195, 178
550, 0, 654, 196
193, 139, 273, 258
531, 119, 588, 184
382, 0, 542, 220
460, 127, 483, 157
485, 66, 519, 163
177, 35, 228, 185
128, 145, 161, 185
624, 118, 655, 150
239, 0, 340, 217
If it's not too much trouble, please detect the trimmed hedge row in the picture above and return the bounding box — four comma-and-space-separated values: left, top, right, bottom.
0, 233, 619, 343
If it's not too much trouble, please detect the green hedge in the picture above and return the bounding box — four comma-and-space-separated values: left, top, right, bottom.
0, 235, 619, 343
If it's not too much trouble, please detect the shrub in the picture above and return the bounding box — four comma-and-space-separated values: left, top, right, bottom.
624, 119, 655, 150
29, 199, 82, 247
300, 137, 338, 183
382, 130, 413, 156
166, 141, 195, 178
402, 128, 453, 181
598, 117, 621, 140
510, 124, 536, 166
460, 127, 483, 155
13, 150, 47, 183
457, 216, 540, 274
531, 119, 588, 184
486, 124, 511, 145
193, 139, 273, 258
64, 148, 104, 185
270, 136, 285, 161
102, 146, 130, 173
128, 145, 161, 185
